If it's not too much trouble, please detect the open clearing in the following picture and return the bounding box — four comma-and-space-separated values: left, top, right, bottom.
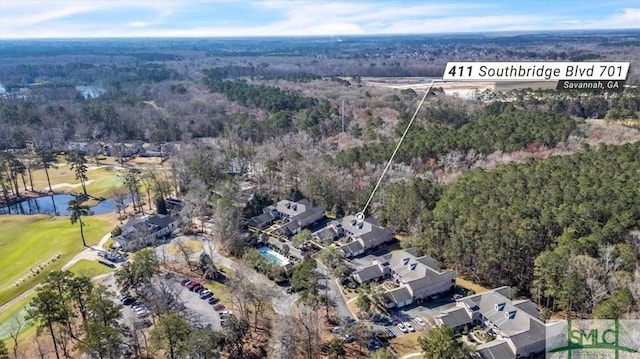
389, 331, 422, 357
68, 259, 114, 278
456, 277, 490, 294
0, 214, 111, 305
361, 77, 556, 95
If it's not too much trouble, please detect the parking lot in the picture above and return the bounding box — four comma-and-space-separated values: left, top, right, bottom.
163, 273, 230, 330
106, 272, 230, 332
356, 296, 458, 352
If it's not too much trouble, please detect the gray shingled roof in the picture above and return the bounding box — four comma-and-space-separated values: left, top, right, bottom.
512, 299, 540, 318
476, 340, 515, 359
339, 215, 393, 248
461, 286, 546, 352
353, 264, 383, 283
248, 212, 274, 227
148, 214, 174, 228
313, 225, 338, 242
435, 307, 472, 329
380, 249, 447, 283
338, 240, 364, 256
385, 286, 412, 305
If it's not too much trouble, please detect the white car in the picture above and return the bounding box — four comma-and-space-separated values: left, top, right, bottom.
397, 323, 408, 333
414, 317, 426, 326
403, 322, 415, 332
134, 306, 148, 314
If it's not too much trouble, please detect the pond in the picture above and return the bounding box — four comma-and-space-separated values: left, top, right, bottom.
0, 194, 132, 216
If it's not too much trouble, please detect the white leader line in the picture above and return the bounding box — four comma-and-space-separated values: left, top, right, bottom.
357, 79, 436, 220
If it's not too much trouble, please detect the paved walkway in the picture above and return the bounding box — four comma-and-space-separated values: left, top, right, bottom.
399, 353, 423, 359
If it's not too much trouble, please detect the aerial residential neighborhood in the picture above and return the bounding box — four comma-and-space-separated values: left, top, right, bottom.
2, 2, 640, 359
353, 248, 456, 309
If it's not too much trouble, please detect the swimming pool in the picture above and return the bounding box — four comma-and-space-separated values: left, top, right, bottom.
258, 246, 290, 266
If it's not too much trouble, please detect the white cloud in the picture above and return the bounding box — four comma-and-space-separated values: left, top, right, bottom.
0, 1, 639, 39
127, 21, 158, 28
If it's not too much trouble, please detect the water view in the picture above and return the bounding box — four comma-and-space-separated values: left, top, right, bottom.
0, 194, 132, 216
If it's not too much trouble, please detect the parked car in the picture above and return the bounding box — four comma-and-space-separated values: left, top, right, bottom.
186, 281, 201, 290
120, 295, 135, 305
403, 322, 415, 332
397, 323, 408, 333
213, 303, 225, 311
134, 306, 148, 314
385, 328, 396, 339
414, 317, 426, 326
199, 290, 213, 299
366, 339, 382, 351
97, 259, 115, 268
339, 333, 354, 343
136, 309, 149, 318
371, 313, 393, 325
208, 296, 220, 304
180, 279, 190, 286
192, 285, 204, 293
331, 326, 343, 333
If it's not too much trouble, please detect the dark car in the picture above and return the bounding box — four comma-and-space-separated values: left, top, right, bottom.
385, 328, 396, 339
186, 281, 201, 290
208, 296, 219, 304
120, 296, 135, 305
199, 290, 213, 299
180, 279, 190, 286
98, 259, 116, 268
193, 285, 205, 294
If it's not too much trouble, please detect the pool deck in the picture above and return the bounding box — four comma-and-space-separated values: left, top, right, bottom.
258, 246, 291, 266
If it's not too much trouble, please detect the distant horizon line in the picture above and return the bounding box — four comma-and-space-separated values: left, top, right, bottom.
2, 28, 640, 41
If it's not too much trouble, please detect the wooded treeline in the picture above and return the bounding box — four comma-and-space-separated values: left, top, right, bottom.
335, 106, 576, 168
416, 142, 640, 317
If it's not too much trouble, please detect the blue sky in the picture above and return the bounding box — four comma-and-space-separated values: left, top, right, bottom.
1, 0, 639, 39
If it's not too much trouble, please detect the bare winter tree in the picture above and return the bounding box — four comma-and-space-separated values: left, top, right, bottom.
272, 315, 300, 359
176, 238, 196, 271
180, 178, 211, 233
295, 302, 322, 359
229, 271, 254, 324
8, 316, 24, 359
248, 285, 273, 332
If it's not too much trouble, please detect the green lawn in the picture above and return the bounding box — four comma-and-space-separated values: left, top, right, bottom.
68, 259, 114, 278
0, 214, 111, 305
29, 165, 127, 198
0, 292, 35, 341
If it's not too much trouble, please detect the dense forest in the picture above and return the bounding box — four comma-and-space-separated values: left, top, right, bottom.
416, 142, 640, 317
335, 106, 577, 168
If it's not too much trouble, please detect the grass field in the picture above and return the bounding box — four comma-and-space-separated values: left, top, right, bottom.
167, 238, 204, 257
456, 277, 490, 294
0, 292, 36, 341
68, 259, 114, 278
28, 164, 127, 197
0, 215, 111, 305
389, 332, 422, 357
